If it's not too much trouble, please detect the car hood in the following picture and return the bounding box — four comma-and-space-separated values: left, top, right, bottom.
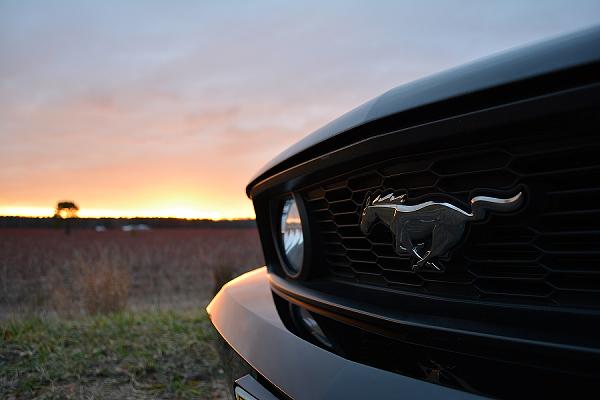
247, 25, 600, 197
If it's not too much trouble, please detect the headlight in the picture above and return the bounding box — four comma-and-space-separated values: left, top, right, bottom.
280, 196, 304, 276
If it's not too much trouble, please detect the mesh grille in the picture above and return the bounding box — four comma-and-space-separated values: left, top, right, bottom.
303, 135, 600, 309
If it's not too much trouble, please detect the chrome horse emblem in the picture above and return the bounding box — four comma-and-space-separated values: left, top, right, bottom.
359, 191, 524, 272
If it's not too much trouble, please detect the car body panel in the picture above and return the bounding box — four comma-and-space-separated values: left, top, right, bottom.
207, 267, 481, 399
214, 26, 600, 399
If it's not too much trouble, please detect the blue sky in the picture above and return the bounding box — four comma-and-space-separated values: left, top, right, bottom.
1, 0, 599, 218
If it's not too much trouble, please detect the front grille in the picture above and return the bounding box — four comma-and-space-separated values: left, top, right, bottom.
303, 132, 600, 309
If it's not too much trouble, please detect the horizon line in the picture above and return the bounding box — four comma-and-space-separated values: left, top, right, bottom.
0, 215, 256, 221
0, 206, 255, 220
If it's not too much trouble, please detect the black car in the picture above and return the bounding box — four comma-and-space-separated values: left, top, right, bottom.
208, 27, 600, 399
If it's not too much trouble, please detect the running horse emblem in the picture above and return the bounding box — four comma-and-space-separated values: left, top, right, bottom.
359, 191, 524, 272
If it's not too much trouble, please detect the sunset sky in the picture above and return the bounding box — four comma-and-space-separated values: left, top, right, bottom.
2, 1, 599, 219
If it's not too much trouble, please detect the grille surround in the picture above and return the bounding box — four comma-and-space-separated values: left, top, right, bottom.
302, 132, 600, 310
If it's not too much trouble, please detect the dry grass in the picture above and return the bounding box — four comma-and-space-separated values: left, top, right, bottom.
0, 227, 264, 399
211, 263, 239, 297
77, 257, 130, 315
0, 228, 263, 317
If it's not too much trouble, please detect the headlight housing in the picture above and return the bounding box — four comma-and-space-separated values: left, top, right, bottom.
279, 196, 305, 277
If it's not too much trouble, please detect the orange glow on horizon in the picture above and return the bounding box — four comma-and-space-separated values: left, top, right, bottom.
0, 181, 257, 220
0, 206, 255, 220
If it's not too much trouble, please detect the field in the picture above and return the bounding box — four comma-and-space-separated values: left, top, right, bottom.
0, 228, 264, 399
0, 228, 263, 316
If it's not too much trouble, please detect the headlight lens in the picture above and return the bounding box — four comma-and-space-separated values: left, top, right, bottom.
280, 197, 304, 275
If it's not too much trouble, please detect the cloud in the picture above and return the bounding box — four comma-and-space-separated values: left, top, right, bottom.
1, 0, 599, 217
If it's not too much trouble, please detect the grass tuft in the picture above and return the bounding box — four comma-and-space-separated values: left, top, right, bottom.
211, 263, 239, 296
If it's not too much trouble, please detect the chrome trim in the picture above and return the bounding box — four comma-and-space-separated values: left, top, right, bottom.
360, 191, 524, 271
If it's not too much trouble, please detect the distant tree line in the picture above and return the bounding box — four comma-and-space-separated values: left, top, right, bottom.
0, 216, 256, 230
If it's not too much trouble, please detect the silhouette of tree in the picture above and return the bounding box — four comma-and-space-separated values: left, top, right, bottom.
54, 201, 79, 235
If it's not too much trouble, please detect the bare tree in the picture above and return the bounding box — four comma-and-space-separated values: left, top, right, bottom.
54, 201, 79, 235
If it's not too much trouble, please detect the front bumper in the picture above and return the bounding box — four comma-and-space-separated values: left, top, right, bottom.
207, 267, 478, 399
